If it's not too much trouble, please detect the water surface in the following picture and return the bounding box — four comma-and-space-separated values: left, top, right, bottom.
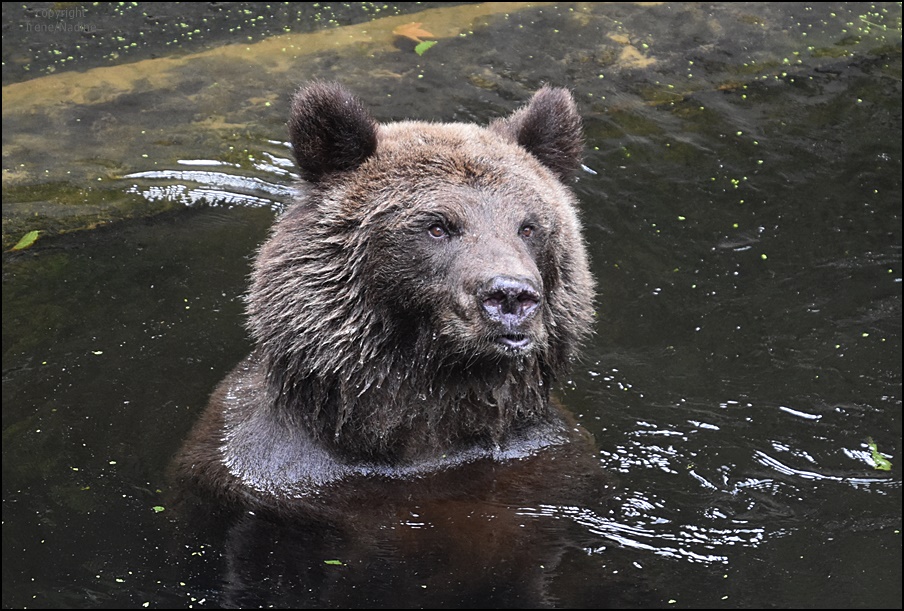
3, 2, 901, 608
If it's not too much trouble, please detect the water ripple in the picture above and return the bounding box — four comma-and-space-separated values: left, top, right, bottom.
517, 501, 769, 564
124, 166, 296, 212
753, 450, 898, 488
125, 169, 294, 197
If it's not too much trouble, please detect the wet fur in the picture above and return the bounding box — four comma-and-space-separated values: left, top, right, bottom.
173, 82, 595, 512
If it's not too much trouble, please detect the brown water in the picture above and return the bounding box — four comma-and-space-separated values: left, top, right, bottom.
3, 3, 901, 608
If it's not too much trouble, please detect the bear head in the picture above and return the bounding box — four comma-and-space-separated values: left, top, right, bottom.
246, 82, 595, 463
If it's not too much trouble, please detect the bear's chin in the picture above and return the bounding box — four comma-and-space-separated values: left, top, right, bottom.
493, 333, 533, 353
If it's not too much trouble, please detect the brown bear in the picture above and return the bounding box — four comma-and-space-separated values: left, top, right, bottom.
173, 82, 598, 518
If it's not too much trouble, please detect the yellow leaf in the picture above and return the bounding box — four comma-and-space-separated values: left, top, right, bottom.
392, 22, 435, 43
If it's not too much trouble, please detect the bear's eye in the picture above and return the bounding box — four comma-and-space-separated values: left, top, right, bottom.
520, 224, 535, 238
427, 223, 448, 239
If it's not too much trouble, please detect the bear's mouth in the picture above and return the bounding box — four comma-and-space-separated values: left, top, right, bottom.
494, 334, 532, 351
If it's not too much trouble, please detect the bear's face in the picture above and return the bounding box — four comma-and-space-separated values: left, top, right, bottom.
344, 121, 580, 362
244, 83, 595, 456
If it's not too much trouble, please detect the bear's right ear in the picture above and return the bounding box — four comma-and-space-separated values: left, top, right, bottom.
288, 82, 378, 183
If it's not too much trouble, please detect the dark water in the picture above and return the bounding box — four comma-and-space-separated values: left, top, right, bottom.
3, 2, 901, 608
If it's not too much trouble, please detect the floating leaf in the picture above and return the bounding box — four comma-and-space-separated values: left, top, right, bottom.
324, 559, 345, 566
392, 22, 434, 43
414, 40, 438, 56
11, 230, 41, 251
152, 505, 165, 513
867, 437, 892, 471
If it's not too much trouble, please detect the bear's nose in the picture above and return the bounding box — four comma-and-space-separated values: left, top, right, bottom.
479, 277, 541, 326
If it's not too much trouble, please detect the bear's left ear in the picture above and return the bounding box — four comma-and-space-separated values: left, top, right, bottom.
288, 82, 378, 183
489, 86, 583, 181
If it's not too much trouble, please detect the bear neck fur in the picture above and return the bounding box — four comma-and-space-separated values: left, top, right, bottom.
261, 339, 562, 464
